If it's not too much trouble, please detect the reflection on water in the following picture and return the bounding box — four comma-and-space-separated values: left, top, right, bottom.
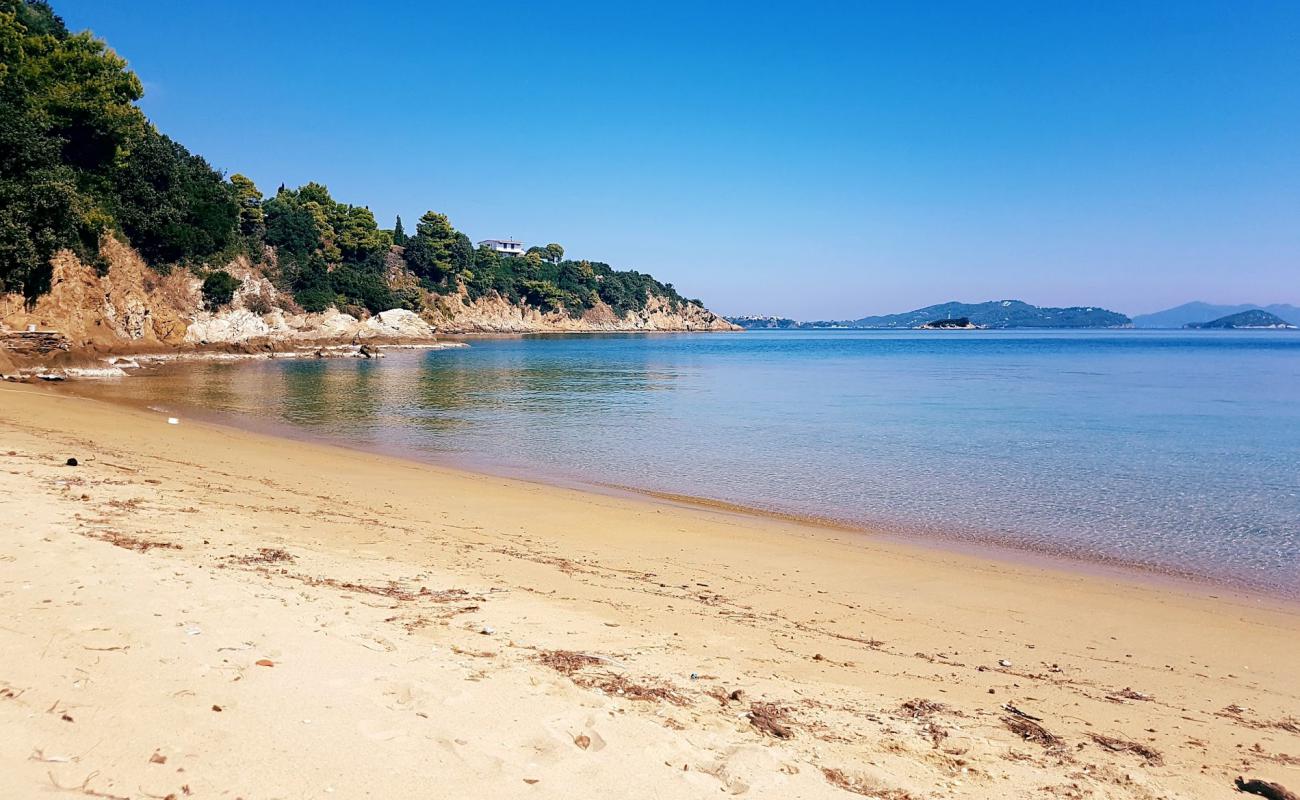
67, 330, 1300, 594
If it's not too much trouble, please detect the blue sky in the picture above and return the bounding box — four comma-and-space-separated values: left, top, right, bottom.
56, 1, 1300, 319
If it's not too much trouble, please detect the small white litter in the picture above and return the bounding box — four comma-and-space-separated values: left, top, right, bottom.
167, 417, 179, 425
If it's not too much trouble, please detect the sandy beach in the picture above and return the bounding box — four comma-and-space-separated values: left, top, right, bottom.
1, 382, 1297, 799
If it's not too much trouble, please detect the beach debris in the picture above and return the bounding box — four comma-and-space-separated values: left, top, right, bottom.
80, 529, 182, 553
820, 767, 915, 798
748, 702, 794, 739
593, 674, 687, 704
255, 659, 275, 667
1106, 686, 1153, 703
574, 734, 591, 750
449, 645, 496, 658
1235, 777, 1299, 800
29, 749, 73, 763
148, 751, 167, 765
223, 548, 294, 566
535, 654, 689, 706
1002, 703, 1042, 721
690, 672, 699, 680
1087, 733, 1163, 765
211, 704, 222, 712
480, 625, 495, 635
998, 659, 1012, 667
291, 574, 469, 604
167, 418, 179, 425
66, 458, 78, 467
46, 770, 130, 799
1002, 715, 1062, 748
899, 699, 948, 719
729, 689, 745, 702
536, 650, 603, 674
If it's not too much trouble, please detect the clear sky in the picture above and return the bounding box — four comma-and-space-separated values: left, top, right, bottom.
55, 0, 1300, 319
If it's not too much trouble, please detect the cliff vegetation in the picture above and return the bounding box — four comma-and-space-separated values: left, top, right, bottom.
0, 0, 732, 361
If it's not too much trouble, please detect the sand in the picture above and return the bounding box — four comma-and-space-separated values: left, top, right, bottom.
1, 382, 1297, 799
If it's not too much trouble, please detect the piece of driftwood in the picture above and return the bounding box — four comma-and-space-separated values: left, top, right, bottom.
1236, 777, 1299, 800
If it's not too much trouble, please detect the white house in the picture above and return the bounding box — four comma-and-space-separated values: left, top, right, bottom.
477, 239, 525, 257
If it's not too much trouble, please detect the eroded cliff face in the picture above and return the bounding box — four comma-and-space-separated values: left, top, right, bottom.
0, 241, 438, 363
424, 288, 739, 333
0, 238, 197, 352
0, 240, 736, 368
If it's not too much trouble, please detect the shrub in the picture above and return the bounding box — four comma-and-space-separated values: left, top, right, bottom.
243, 291, 273, 316
201, 270, 241, 310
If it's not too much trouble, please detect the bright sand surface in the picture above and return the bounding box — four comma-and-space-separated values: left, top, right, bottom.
1, 382, 1297, 799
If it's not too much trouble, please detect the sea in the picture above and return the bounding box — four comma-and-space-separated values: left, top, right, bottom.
69, 330, 1300, 595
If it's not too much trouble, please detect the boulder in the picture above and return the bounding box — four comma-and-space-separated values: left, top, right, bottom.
358, 309, 435, 339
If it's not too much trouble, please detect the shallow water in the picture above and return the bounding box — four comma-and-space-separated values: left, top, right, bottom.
73, 330, 1300, 594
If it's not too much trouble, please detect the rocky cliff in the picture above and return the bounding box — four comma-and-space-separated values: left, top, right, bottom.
425, 288, 737, 333
0, 239, 736, 371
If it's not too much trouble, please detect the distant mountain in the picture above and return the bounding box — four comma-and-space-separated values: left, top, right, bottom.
820, 300, 1130, 329
1133, 302, 1300, 328
1186, 310, 1297, 330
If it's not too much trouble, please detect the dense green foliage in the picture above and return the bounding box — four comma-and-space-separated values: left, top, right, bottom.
403, 221, 697, 318
0, 0, 237, 297
200, 269, 239, 310
0, 0, 701, 320
262, 182, 394, 313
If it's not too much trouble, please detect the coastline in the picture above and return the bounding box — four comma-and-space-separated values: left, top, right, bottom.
3, 383, 1298, 798
46, 365, 1300, 605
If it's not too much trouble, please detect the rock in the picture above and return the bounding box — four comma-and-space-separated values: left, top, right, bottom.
0, 330, 71, 356
185, 309, 273, 344
358, 309, 435, 339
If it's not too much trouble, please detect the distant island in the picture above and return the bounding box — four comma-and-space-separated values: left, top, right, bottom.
920, 317, 977, 329
1185, 310, 1297, 330
1132, 302, 1300, 328
728, 300, 1130, 330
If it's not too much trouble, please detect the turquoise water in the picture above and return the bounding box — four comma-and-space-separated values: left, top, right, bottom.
80, 330, 1300, 593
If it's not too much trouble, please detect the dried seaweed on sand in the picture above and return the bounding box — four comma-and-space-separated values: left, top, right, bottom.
1002, 715, 1063, 748
1087, 733, 1163, 765
749, 702, 794, 739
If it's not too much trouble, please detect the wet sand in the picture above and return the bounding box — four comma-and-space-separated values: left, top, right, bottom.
1, 382, 1297, 798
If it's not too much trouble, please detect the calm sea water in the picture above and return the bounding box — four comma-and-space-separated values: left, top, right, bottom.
74, 330, 1300, 593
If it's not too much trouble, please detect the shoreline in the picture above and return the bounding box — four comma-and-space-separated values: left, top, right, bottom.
47, 369, 1300, 606
4, 382, 1299, 798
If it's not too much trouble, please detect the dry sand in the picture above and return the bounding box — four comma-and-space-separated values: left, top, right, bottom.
1, 383, 1297, 799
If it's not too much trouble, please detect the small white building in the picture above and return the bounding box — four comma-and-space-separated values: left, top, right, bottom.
477, 239, 525, 257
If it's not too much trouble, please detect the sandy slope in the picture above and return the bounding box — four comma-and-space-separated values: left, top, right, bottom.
0, 384, 1296, 799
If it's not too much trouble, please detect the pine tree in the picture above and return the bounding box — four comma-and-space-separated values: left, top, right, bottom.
393, 215, 406, 245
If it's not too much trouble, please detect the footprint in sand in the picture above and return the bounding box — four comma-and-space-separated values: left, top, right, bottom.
357, 717, 405, 741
